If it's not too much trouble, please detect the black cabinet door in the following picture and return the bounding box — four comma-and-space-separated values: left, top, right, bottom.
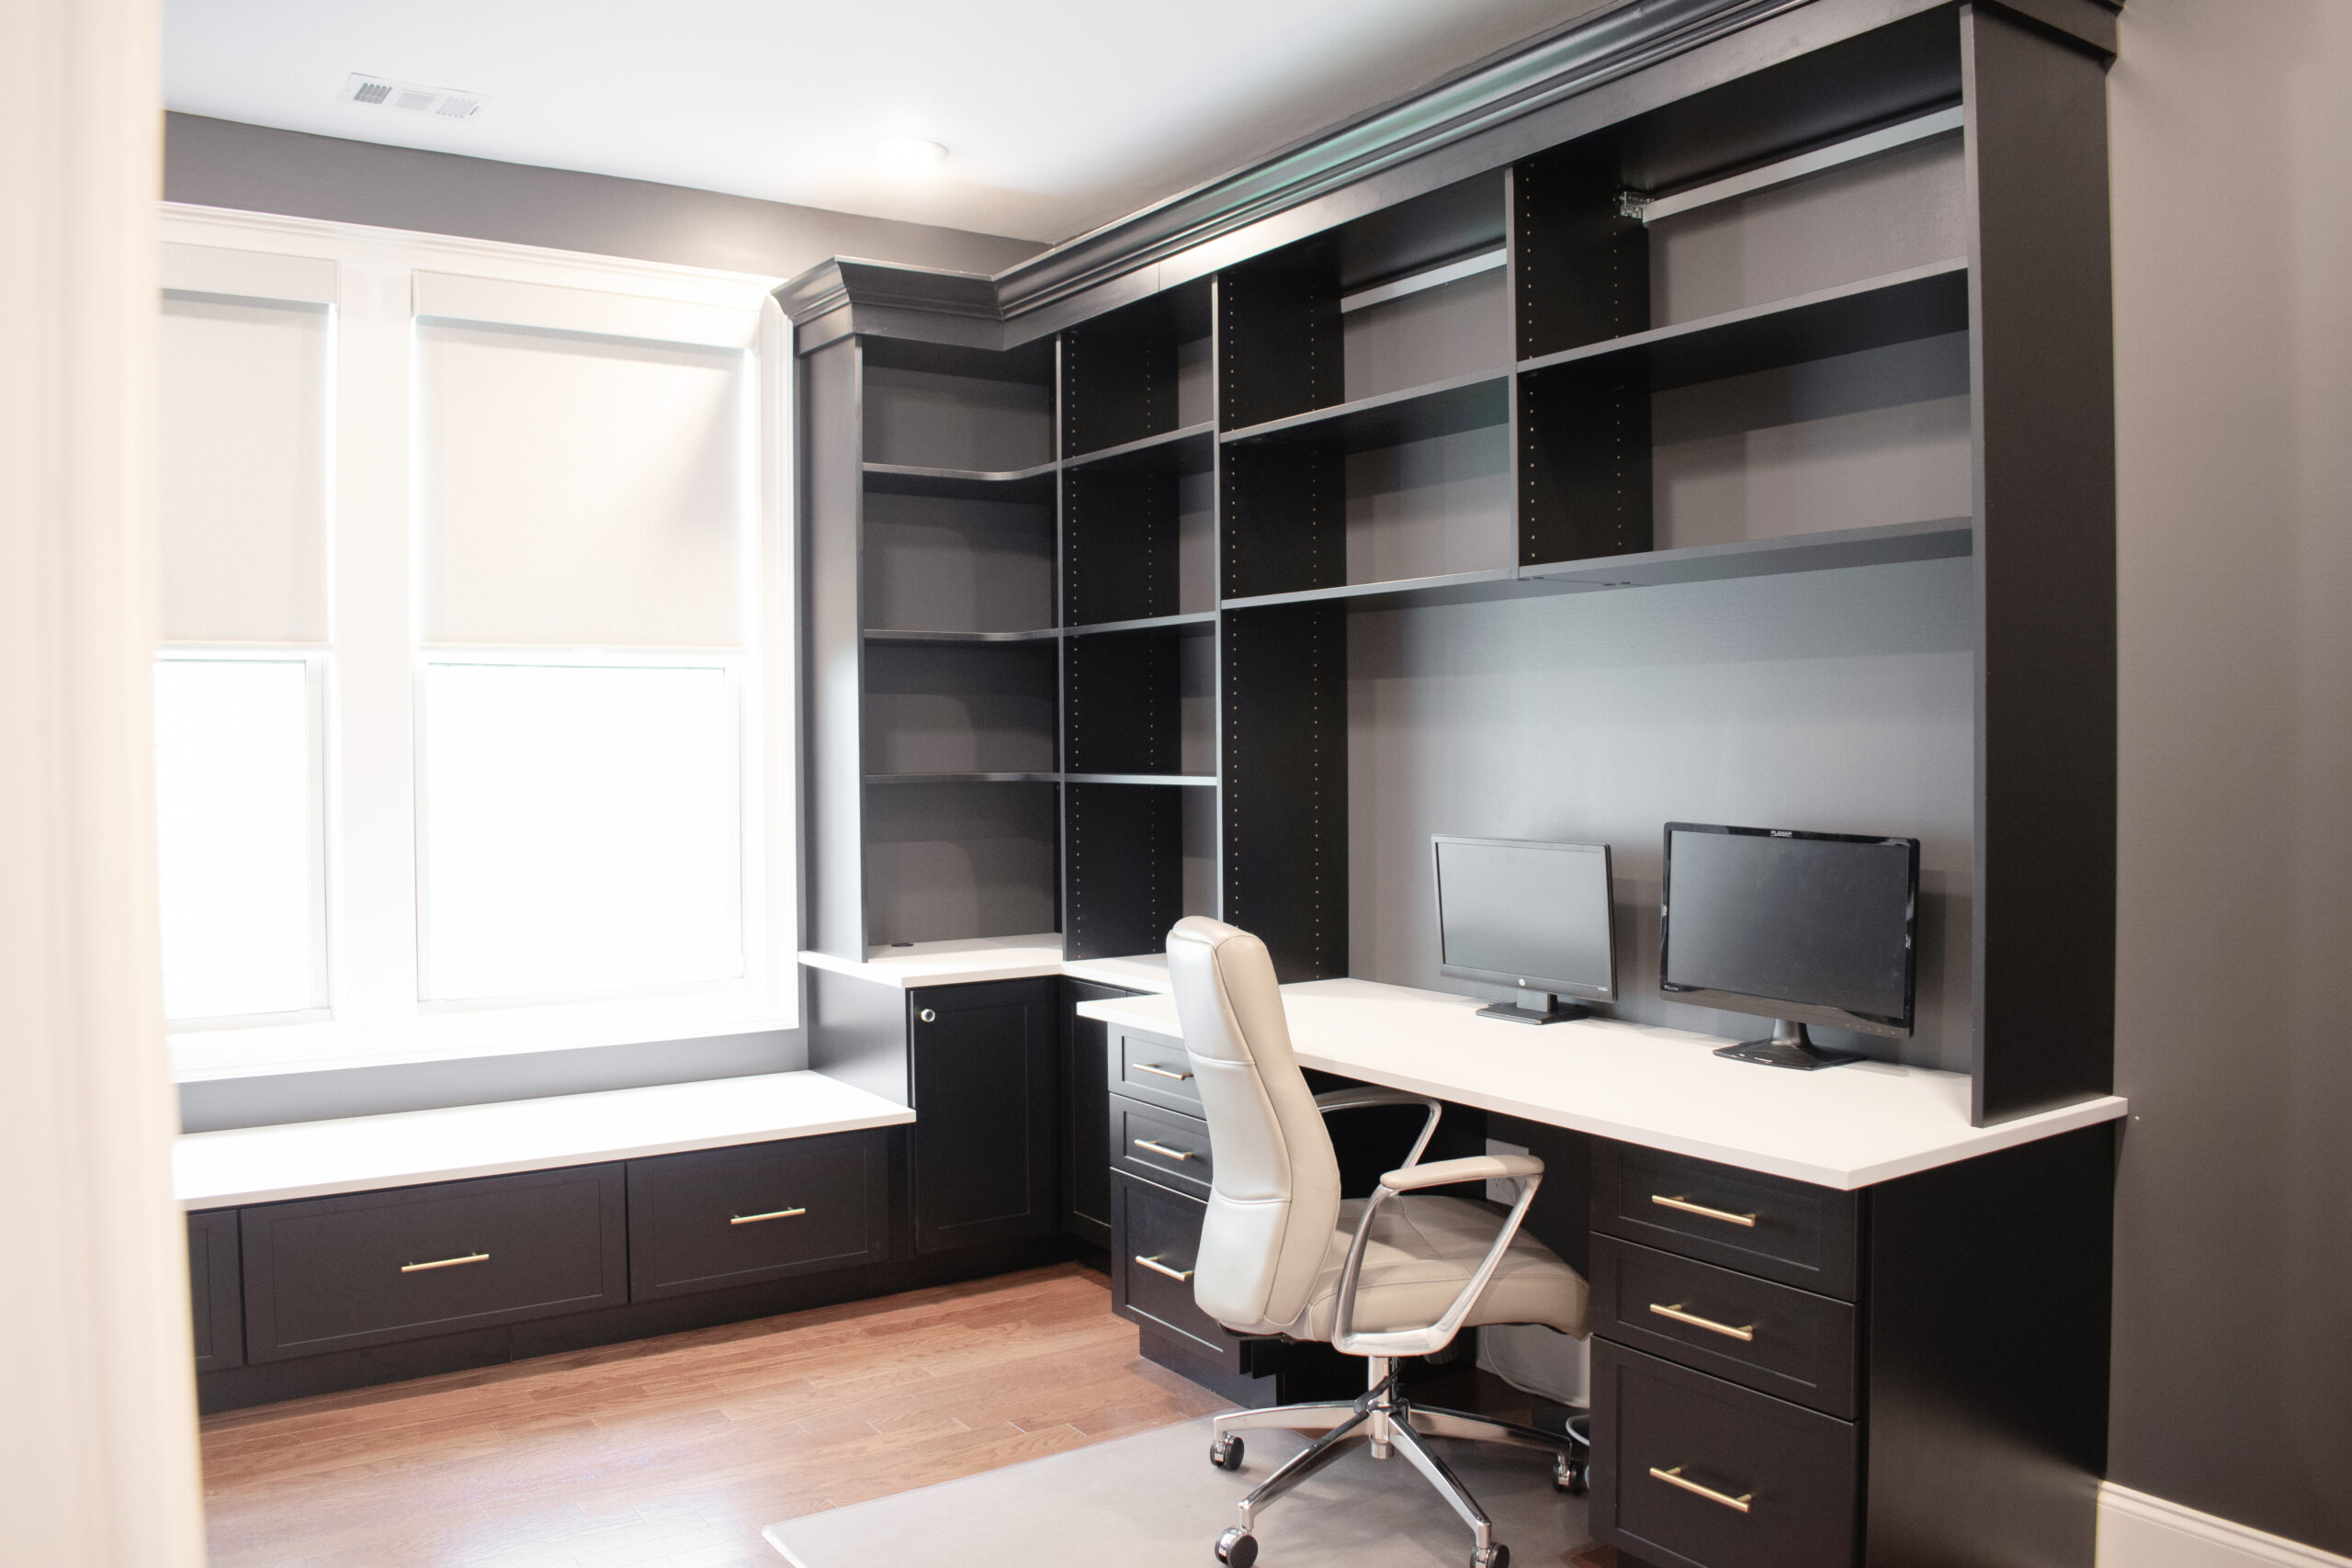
908, 977, 1057, 1254
187, 1208, 243, 1372
1060, 978, 1136, 1246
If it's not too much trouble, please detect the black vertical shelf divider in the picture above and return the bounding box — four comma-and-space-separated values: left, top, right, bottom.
1221, 605, 1347, 982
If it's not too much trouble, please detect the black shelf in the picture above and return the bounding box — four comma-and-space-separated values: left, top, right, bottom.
1221, 569, 1539, 613
1517, 259, 1970, 391
862, 627, 1063, 645
865, 773, 1061, 786
862, 461, 1057, 503
1220, 370, 1510, 450
1062, 421, 1216, 471
1522, 517, 1974, 590
1065, 611, 1216, 637
1063, 773, 1217, 787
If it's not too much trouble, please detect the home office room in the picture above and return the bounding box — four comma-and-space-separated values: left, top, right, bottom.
6, 2, 2347, 1567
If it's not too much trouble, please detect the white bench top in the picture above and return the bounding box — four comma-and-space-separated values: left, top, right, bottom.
175, 1070, 913, 1211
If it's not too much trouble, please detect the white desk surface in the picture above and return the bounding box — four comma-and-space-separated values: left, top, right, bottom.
1077, 978, 2127, 1190
799, 933, 1172, 995
175, 1070, 914, 1211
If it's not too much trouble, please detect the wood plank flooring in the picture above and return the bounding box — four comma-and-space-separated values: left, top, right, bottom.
200, 1263, 1227, 1568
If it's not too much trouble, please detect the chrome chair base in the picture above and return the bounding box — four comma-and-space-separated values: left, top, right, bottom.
1205, 1359, 1587, 1568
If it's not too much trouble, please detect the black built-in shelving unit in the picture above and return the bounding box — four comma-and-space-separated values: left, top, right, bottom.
789, 0, 2115, 1132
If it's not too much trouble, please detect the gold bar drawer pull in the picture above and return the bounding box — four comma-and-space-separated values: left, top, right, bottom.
1132, 1138, 1197, 1162
730, 1207, 808, 1225
1650, 1303, 1755, 1342
1135, 1254, 1194, 1282
1651, 1193, 1758, 1227
400, 1252, 488, 1273
1649, 1466, 1753, 1513
1134, 1063, 1193, 1081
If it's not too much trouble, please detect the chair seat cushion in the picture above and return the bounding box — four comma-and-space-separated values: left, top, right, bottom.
1272, 1194, 1588, 1341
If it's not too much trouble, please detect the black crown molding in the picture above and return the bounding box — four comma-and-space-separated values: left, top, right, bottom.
774, 0, 2119, 333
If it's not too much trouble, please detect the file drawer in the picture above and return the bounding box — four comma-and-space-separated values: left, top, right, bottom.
1594, 1140, 1860, 1300
1110, 1170, 1232, 1363
1112, 1096, 1214, 1194
239, 1164, 628, 1363
1116, 1030, 1204, 1113
1591, 1235, 1857, 1418
1591, 1339, 1858, 1568
627, 1131, 889, 1301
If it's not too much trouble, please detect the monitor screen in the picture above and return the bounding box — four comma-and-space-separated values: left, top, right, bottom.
1659, 823, 1918, 1032
1432, 837, 1615, 1000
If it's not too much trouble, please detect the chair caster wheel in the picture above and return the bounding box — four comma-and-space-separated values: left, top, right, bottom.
1210, 1434, 1245, 1471
1472, 1544, 1510, 1568
1554, 1453, 1587, 1495
1216, 1527, 1258, 1566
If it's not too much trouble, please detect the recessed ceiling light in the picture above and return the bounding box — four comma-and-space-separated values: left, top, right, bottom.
875, 137, 949, 179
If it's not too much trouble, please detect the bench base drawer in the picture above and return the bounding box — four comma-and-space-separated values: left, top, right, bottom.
627, 1131, 890, 1301
1591, 1235, 1857, 1418
1111, 1170, 1239, 1369
240, 1165, 628, 1364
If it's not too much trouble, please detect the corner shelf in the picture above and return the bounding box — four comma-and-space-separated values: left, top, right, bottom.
862, 627, 1063, 645
1517, 259, 1969, 391
865, 773, 1061, 786
862, 461, 1057, 503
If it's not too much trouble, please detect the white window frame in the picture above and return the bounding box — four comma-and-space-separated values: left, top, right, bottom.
159, 204, 797, 1082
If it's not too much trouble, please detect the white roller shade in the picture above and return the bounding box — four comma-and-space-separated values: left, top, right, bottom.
158, 294, 331, 642
418, 320, 751, 648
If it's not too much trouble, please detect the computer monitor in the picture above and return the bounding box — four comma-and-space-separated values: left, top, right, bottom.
1432, 835, 1616, 1025
1658, 821, 1920, 1070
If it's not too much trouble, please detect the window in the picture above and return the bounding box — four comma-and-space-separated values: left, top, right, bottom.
155, 217, 792, 1077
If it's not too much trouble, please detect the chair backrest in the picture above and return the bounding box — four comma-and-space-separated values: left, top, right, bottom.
1166, 917, 1342, 1334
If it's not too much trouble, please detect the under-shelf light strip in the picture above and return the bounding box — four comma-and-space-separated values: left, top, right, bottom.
1633, 105, 1964, 224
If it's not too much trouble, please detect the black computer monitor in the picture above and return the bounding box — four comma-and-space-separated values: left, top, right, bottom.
1432, 835, 1616, 1025
1658, 821, 1920, 1070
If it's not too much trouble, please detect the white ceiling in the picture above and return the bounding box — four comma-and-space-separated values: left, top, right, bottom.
163, 0, 1618, 246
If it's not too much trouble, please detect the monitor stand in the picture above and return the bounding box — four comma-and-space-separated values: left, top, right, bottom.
1713, 1019, 1865, 1070
1476, 991, 1591, 1026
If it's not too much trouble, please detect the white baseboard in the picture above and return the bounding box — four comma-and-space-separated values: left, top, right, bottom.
2100, 1484, 2352, 1568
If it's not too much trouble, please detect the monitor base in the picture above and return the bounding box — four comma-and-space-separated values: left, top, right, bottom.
1713, 1020, 1864, 1070
1476, 996, 1592, 1026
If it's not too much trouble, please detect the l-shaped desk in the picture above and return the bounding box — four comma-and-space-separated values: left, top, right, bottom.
1078, 976, 2129, 1568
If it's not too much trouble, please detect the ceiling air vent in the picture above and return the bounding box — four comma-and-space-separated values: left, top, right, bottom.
340, 73, 489, 121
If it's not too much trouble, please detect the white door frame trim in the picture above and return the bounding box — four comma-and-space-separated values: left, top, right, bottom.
0, 0, 209, 1561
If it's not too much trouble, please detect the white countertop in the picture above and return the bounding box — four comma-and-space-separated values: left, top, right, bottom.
1077, 978, 2127, 1190
175, 1070, 914, 1211
799, 934, 1172, 994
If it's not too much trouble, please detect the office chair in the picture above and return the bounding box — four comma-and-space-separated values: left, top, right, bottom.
1166, 917, 1590, 1568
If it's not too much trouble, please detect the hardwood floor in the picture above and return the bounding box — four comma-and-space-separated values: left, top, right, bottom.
199, 1263, 1227, 1568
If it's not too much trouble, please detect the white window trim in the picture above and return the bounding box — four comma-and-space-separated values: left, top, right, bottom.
158, 203, 797, 1083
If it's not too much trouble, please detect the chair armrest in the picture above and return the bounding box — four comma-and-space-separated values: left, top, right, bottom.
1313, 1087, 1440, 1116
1378, 1153, 1544, 1193
1314, 1088, 1443, 1172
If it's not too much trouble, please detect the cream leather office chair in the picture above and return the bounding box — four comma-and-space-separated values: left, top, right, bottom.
1167, 917, 1590, 1568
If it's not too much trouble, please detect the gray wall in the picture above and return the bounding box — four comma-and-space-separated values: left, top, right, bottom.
177, 1030, 800, 1134
2104, 0, 2352, 1552
1348, 556, 1975, 1068
164, 112, 1045, 279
